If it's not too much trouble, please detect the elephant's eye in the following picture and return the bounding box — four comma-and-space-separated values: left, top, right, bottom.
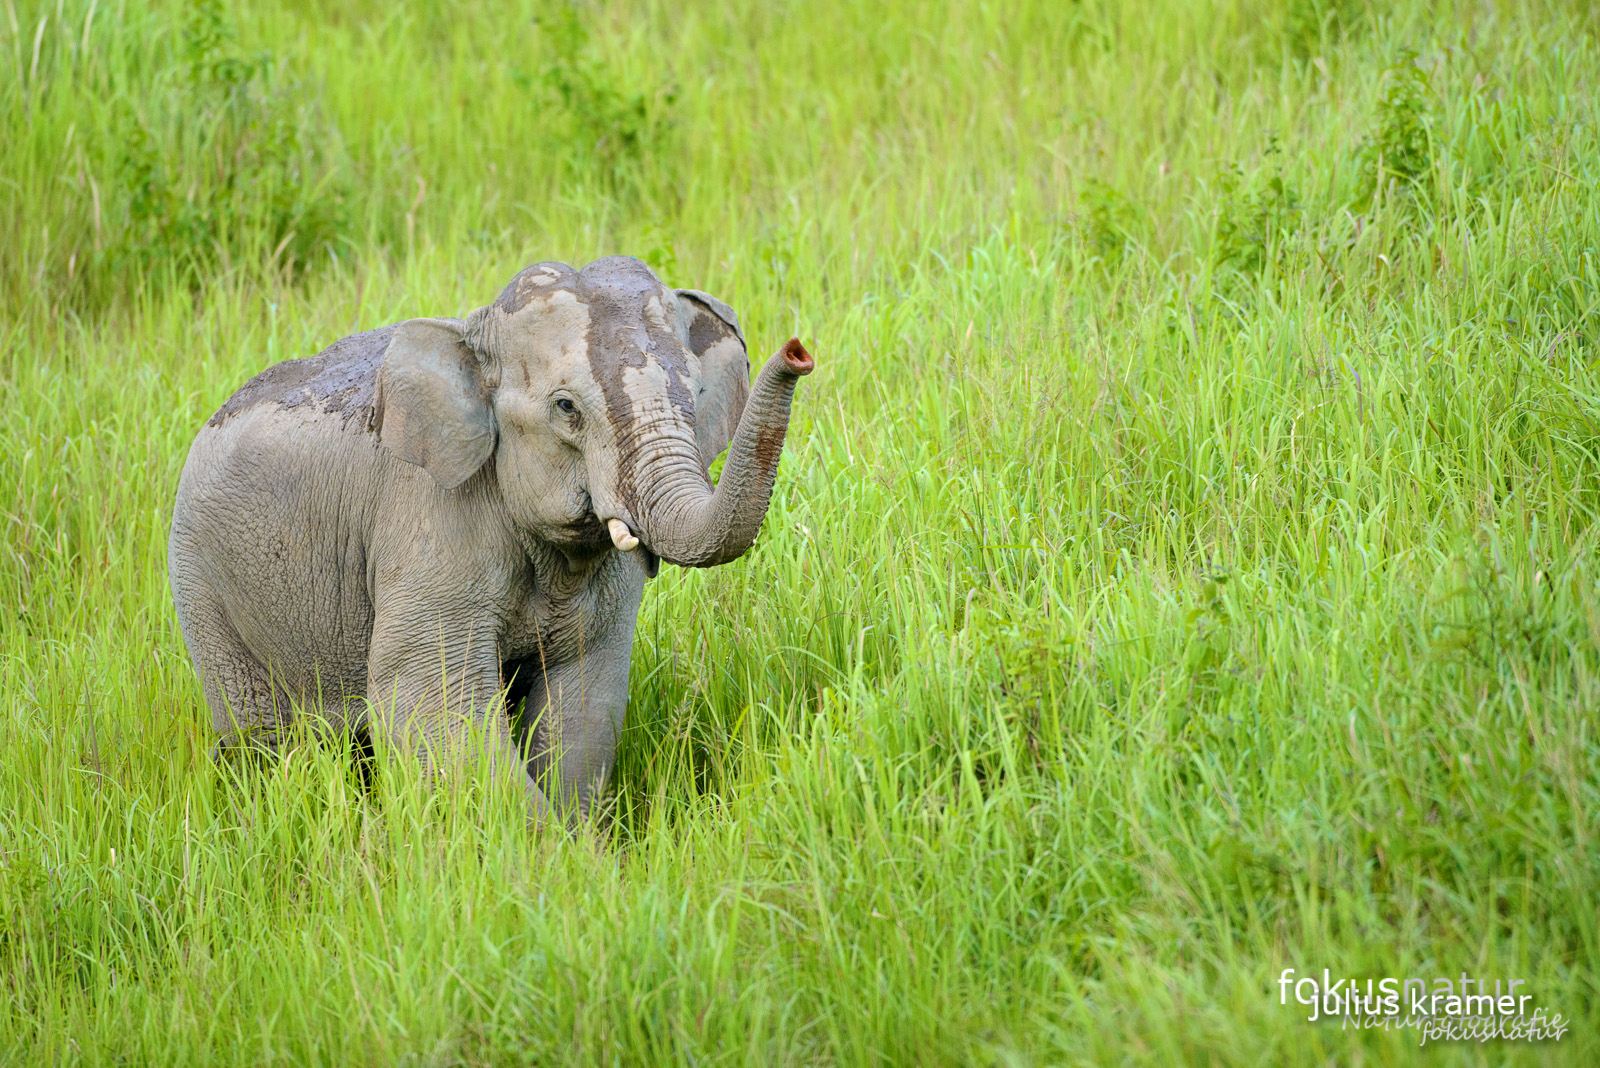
555, 398, 577, 415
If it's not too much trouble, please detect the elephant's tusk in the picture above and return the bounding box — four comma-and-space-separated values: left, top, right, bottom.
607, 518, 640, 552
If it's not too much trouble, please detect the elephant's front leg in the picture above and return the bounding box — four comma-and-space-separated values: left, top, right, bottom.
366, 601, 552, 826
520, 614, 640, 821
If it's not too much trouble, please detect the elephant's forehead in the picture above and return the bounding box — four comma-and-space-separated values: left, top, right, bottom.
523, 289, 589, 351
576, 280, 697, 503
500, 290, 594, 384
590, 294, 681, 396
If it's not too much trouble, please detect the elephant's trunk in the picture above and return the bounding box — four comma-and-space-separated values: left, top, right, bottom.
635, 339, 813, 568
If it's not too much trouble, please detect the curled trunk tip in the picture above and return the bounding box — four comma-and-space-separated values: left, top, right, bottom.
780, 338, 814, 375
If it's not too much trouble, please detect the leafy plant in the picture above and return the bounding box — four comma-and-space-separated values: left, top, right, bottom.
1352, 50, 1435, 210
1281, 0, 1371, 59
112, 0, 350, 285
1212, 144, 1303, 276
533, 2, 677, 192
1428, 549, 1567, 678
1182, 567, 1238, 704
1078, 178, 1138, 264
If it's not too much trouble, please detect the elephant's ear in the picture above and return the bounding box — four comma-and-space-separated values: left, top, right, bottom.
676, 290, 750, 472
375, 317, 496, 490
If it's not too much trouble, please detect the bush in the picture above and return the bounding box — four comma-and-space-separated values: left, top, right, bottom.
1211, 146, 1303, 278
112, 0, 350, 286
1352, 50, 1435, 210
0, 0, 352, 313
530, 1, 678, 196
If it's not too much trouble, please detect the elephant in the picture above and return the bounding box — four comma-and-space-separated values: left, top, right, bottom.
167, 256, 814, 824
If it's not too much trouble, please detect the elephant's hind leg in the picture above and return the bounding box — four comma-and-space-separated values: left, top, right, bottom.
175, 587, 298, 758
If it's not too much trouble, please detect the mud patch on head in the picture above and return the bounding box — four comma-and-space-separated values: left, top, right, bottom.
495, 262, 577, 316
207, 326, 395, 430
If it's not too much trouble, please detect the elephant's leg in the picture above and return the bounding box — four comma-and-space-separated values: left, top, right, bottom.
175, 587, 297, 757
366, 606, 552, 826
520, 623, 638, 821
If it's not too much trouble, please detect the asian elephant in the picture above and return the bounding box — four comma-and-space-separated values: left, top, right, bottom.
167, 256, 814, 824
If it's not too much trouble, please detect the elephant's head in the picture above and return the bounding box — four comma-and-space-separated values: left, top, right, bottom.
373, 257, 813, 568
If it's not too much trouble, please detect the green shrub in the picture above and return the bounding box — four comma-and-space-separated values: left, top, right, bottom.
1211, 147, 1303, 278
112, 0, 350, 285
1078, 178, 1139, 265
0, 0, 351, 313
1353, 50, 1435, 210
530, 1, 678, 195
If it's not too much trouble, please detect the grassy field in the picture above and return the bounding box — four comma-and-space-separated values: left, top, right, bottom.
3, 0, 1599, 1063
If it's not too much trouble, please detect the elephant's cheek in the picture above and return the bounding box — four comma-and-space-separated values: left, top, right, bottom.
505, 448, 596, 541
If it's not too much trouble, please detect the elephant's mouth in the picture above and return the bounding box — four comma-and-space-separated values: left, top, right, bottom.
558, 500, 614, 553
560, 505, 658, 574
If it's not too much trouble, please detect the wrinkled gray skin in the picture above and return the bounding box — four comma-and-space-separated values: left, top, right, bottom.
169, 257, 813, 824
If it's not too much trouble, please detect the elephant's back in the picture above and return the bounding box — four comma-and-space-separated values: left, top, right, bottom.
170, 329, 397, 698
174, 325, 396, 553
206, 325, 394, 433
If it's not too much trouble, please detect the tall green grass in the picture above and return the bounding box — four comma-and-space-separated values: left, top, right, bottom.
3, 0, 1598, 1063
